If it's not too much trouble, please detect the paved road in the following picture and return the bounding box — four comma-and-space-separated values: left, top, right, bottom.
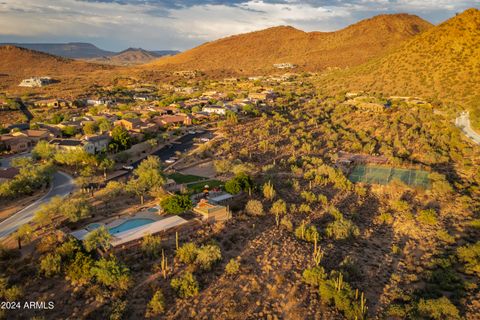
131, 131, 214, 169
455, 112, 480, 145
0, 171, 74, 239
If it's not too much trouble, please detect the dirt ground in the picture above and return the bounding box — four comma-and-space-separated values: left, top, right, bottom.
179, 161, 217, 178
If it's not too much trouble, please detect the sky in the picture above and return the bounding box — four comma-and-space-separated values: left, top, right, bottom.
0, 0, 478, 51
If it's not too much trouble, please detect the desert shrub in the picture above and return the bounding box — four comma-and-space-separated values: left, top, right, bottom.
377, 212, 393, 225
108, 299, 127, 320
39, 253, 62, 277
141, 234, 162, 258
65, 252, 94, 286
295, 223, 319, 243
262, 181, 276, 200
225, 259, 240, 276
456, 241, 480, 276
0, 278, 23, 301
176, 242, 198, 265
325, 218, 360, 240
171, 272, 199, 298
417, 209, 438, 225
302, 266, 326, 286
417, 297, 460, 320
280, 216, 293, 231
55, 238, 81, 262
435, 230, 455, 244
195, 243, 222, 271
316, 273, 367, 320
245, 199, 264, 216
146, 289, 165, 317
91, 256, 131, 291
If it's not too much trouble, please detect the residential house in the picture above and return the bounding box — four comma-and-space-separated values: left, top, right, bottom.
0, 167, 20, 183
49, 135, 110, 154
193, 199, 230, 222
153, 114, 192, 127
33, 99, 71, 108
114, 118, 143, 131
0, 135, 31, 153
19, 77, 52, 87
202, 106, 227, 115
248, 90, 276, 102
83, 135, 111, 154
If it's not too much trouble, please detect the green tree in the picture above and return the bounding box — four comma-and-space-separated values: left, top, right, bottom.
32, 140, 56, 160
110, 126, 132, 152
160, 195, 193, 214
14, 224, 33, 250
127, 156, 165, 204
84, 226, 111, 254
83, 121, 98, 135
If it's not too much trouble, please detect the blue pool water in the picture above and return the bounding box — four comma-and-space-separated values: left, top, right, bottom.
109, 218, 155, 234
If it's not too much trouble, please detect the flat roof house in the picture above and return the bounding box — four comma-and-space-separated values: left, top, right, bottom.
193, 199, 230, 223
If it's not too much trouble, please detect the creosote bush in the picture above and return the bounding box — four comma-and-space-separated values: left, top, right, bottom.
171, 272, 200, 298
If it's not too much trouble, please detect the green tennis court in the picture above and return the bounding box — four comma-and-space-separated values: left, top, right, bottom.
349, 165, 430, 188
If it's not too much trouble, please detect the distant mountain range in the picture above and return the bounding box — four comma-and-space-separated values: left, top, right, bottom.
0, 42, 180, 64
150, 13, 432, 73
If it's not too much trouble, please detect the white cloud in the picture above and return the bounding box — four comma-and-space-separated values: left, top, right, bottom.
0, 0, 477, 50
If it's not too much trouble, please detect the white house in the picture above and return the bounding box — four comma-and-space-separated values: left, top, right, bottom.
202, 106, 227, 115
19, 77, 52, 87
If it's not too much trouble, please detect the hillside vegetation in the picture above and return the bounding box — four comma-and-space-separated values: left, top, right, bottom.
149, 14, 432, 74
319, 8, 480, 127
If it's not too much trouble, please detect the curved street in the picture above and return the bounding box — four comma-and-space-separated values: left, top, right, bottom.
0, 171, 74, 239
455, 111, 480, 145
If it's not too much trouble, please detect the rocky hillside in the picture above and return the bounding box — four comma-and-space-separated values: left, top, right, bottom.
149, 13, 432, 74
320, 8, 480, 127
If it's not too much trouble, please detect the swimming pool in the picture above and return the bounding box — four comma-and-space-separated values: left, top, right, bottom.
86, 223, 102, 231
109, 218, 156, 234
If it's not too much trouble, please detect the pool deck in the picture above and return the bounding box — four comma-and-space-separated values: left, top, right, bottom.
70, 208, 188, 247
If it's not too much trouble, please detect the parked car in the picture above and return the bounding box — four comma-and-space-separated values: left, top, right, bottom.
165, 159, 176, 164
188, 130, 196, 134
200, 137, 210, 142
122, 165, 134, 170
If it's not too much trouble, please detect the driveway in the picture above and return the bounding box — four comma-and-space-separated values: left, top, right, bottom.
455, 112, 480, 145
0, 171, 74, 239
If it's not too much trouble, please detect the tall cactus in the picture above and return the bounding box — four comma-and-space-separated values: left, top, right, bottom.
161, 249, 168, 279
175, 231, 179, 250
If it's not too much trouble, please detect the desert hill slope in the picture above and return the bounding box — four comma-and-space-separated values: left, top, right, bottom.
0, 45, 113, 94
149, 13, 432, 74
320, 8, 480, 125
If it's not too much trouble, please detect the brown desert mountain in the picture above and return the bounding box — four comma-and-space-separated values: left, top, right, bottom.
86, 48, 178, 66
320, 8, 480, 126
0, 45, 114, 94
148, 13, 432, 74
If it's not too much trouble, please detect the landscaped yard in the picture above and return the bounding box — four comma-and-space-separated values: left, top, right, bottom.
167, 172, 207, 184
187, 179, 224, 193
